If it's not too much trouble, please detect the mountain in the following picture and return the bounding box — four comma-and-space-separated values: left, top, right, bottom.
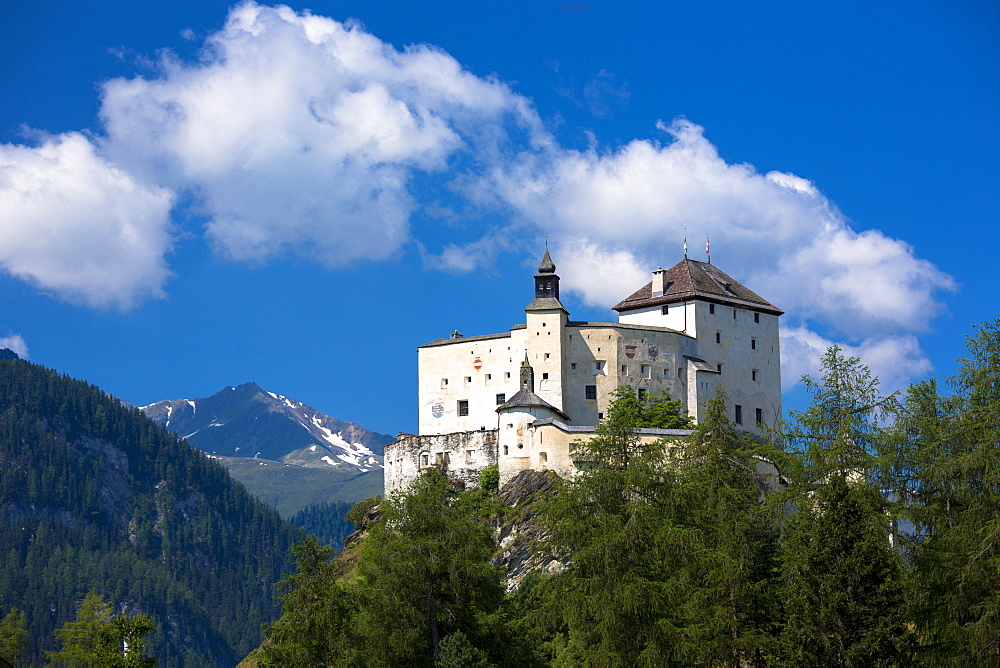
0, 357, 302, 666
141, 383, 393, 515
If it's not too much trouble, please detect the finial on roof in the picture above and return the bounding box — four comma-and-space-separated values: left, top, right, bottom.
538, 247, 556, 274
684, 228, 688, 259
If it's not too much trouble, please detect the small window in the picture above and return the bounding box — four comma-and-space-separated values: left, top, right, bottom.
752, 369, 759, 382
571, 363, 577, 370
661, 305, 669, 315
496, 393, 506, 405
542, 372, 549, 380
585, 385, 597, 400
464, 376, 471, 385
621, 364, 628, 375
755, 408, 763, 425
539, 451, 548, 463
717, 363, 723, 374
751, 338, 757, 350
544, 353, 550, 360
677, 368, 683, 379
641, 364, 651, 378
598, 412, 604, 420
485, 373, 492, 383
709, 304, 715, 314
664, 368, 670, 378
733, 309, 738, 319
458, 400, 469, 416
637, 388, 647, 401
754, 313, 760, 324
420, 453, 429, 467
596, 361, 606, 373
504, 372, 511, 380
441, 378, 448, 388
504, 445, 509, 455
735, 405, 743, 424
716, 332, 721, 344
466, 450, 476, 464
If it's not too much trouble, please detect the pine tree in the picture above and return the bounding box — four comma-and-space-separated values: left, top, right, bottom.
778, 347, 912, 665
0, 607, 29, 666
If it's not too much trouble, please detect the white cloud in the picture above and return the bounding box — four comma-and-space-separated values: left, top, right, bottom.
0, 132, 174, 309
98, 2, 539, 268
781, 325, 932, 396
486, 117, 954, 386
0, 334, 29, 359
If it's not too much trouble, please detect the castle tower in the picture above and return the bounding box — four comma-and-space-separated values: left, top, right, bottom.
524, 249, 568, 415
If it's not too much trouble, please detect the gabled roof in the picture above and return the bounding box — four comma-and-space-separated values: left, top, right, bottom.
612, 259, 783, 315
496, 388, 568, 419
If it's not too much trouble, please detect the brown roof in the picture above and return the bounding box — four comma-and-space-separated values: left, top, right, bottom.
612, 259, 783, 315
496, 388, 568, 419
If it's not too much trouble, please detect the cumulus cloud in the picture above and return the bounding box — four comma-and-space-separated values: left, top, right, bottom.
781, 325, 932, 396
0, 334, 29, 359
98, 2, 540, 267
0, 132, 174, 309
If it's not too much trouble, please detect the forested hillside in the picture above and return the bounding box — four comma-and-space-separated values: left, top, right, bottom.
0, 358, 302, 666
255, 318, 1000, 666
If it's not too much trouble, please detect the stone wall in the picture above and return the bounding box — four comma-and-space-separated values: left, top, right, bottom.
385, 429, 499, 494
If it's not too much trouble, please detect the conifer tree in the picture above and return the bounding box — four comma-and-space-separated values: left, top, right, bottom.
778, 347, 912, 665
0, 607, 29, 666
890, 318, 1000, 661
47, 591, 156, 667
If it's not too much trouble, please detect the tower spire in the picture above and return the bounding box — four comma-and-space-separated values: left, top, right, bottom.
683, 228, 688, 259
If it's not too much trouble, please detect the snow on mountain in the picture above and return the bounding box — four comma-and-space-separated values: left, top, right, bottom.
140, 382, 392, 473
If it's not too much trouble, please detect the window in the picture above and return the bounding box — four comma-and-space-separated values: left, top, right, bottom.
571, 363, 577, 370
504, 372, 511, 380
542, 372, 549, 380
664, 368, 670, 378
677, 368, 684, 378
504, 445, 509, 455
755, 408, 763, 425
458, 400, 469, 416
420, 453, 429, 467
485, 373, 492, 384
539, 451, 548, 463
735, 405, 743, 424
464, 376, 471, 385
716, 331, 722, 344
596, 360, 606, 373
751, 338, 757, 350
598, 412, 604, 420
466, 450, 476, 464
621, 364, 628, 375
661, 305, 669, 315
754, 312, 760, 324
752, 369, 759, 382
496, 393, 506, 405
637, 388, 647, 401
733, 309, 737, 319
709, 304, 715, 314
641, 364, 651, 378
544, 353, 550, 360
717, 363, 723, 374
585, 385, 597, 400
441, 378, 448, 388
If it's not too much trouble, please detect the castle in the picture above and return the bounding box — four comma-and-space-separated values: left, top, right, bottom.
384, 250, 783, 492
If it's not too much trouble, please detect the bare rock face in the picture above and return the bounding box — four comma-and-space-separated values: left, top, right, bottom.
492, 470, 568, 591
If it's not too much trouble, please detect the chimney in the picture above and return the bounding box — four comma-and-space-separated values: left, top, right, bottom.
651, 267, 665, 296
450, 330, 463, 340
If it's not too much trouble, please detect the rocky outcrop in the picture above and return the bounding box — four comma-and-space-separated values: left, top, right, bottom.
492, 469, 568, 591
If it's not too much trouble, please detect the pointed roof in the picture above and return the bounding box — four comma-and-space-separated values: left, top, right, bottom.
496, 388, 568, 419
537, 248, 556, 274
612, 259, 783, 315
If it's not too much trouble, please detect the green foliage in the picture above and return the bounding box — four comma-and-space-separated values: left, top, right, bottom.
0, 607, 29, 665
344, 495, 382, 528
288, 500, 356, 550
778, 346, 912, 665
887, 318, 1000, 661
637, 387, 693, 429
479, 464, 500, 493
0, 358, 301, 665
47, 591, 156, 667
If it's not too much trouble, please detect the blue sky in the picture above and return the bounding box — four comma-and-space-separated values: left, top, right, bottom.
1, 1, 996, 435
